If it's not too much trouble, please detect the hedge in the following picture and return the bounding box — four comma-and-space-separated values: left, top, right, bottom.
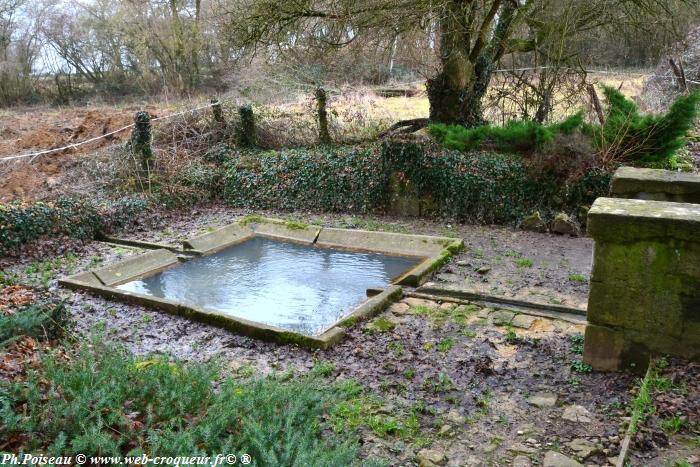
0, 197, 148, 256
222, 142, 611, 224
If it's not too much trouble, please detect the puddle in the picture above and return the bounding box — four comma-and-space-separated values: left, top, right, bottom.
118, 237, 420, 335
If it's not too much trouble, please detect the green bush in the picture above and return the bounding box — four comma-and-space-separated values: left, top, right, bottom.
590, 87, 700, 165
428, 112, 584, 153
0, 300, 66, 345
0, 197, 148, 255
224, 145, 388, 211
0, 342, 367, 465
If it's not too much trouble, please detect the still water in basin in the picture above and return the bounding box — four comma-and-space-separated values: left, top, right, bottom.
118, 237, 421, 336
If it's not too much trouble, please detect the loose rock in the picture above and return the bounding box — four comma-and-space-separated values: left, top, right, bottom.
512, 314, 537, 329
528, 392, 558, 408
521, 211, 548, 233
561, 405, 593, 423
542, 451, 583, 467
417, 448, 447, 467
551, 212, 579, 236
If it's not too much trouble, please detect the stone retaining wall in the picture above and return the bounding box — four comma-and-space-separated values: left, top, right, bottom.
611, 166, 700, 204
583, 197, 700, 371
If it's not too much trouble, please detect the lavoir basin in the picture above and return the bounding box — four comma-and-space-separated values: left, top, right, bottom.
60, 218, 463, 348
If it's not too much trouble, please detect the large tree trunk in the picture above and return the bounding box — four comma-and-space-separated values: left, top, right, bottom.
427, 1, 519, 127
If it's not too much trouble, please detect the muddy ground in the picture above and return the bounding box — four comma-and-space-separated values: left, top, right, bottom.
2, 207, 698, 466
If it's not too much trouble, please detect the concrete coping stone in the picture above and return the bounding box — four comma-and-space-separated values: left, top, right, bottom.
251, 221, 320, 244
92, 249, 179, 286
315, 228, 453, 257
183, 223, 254, 254
587, 197, 700, 243
612, 166, 700, 201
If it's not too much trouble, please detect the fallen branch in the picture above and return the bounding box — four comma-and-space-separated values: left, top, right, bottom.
378, 118, 430, 138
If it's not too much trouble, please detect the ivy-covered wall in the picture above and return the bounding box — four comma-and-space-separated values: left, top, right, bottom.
0, 198, 148, 256
222, 141, 612, 224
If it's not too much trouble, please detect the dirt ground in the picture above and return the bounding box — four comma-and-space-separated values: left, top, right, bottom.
0, 104, 164, 202
2, 207, 698, 466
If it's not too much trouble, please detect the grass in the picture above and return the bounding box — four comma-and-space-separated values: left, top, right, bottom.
0, 300, 66, 345
504, 327, 517, 344
337, 216, 408, 233
514, 258, 534, 268
437, 338, 454, 353
568, 273, 587, 283
363, 317, 396, 334
0, 341, 377, 464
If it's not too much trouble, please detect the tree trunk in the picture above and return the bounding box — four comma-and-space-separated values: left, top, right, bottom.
427, 1, 520, 127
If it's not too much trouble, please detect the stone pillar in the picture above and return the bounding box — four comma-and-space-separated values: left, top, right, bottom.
584, 197, 700, 372
611, 167, 700, 204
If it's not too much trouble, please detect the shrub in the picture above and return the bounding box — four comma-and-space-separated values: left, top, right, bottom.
224, 145, 389, 212
591, 87, 700, 167
427, 112, 584, 154
0, 342, 364, 464
0, 197, 148, 256
0, 300, 66, 345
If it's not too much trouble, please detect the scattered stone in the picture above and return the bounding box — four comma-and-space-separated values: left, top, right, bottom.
417, 448, 447, 467
551, 212, 579, 236
476, 266, 491, 274
404, 297, 438, 309
511, 314, 537, 329
388, 302, 411, 316
438, 424, 453, 437
566, 438, 599, 460
516, 423, 537, 436
542, 451, 583, 467
508, 443, 537, 455
446, 410, 466, 425
528, 392, 558, 408
439, 302, 456, 311
561, 405, 593, 423
483, 443, 499, 454
521, 211, 548, 233
513, 455, 532, 467
526, 438, 538, 445
477, 307, 492, 319
490, 309, 515, 325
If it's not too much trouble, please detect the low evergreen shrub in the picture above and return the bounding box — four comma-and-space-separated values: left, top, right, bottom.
0, 300, 66, 345
428, 112, 584, 153
590, 87, 700, 166
0, 342, 367, 464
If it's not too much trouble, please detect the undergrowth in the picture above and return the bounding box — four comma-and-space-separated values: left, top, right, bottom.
0, 341, 382, 465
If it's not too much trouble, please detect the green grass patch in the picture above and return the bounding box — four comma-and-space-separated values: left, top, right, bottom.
514, 258, 533, 268
568, 274, 587, 283
363, 317, 396, 334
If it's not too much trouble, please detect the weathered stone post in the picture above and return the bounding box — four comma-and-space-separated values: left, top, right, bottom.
315, 87, 332, 145
611, 166, 700, 204
131, 111, 154, 185
237, 104, 256, 147
583, 197, 700, 372
211, 98, 226, 127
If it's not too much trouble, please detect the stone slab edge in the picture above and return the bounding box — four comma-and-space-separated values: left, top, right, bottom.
612, 167, 700, 199
588, 197, 700, 243
415, 283, 588, 317
183, 223, 255, 254
98, 235, 185, 253
315, 228, 456, 257
251, 222, 321, 244
59, 276, 344, 350
335, 285, 403, 328
397, 239, 464, 286
91, 249, 179, 286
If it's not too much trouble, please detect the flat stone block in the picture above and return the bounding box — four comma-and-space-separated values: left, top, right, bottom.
93, 249, 179, 286
582, 324, 650, 373
316, 228, 451, 256
252, 222, 320, 244
611, 166, 700, 204
491, 309, 515, 325
183, 223, 253, 254
587, 197, 700, 243
511, 314, 537, 329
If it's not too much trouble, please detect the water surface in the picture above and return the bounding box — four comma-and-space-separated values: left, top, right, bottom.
118, 237, 421, 336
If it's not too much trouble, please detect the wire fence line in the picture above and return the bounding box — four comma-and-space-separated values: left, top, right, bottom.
1, 67, 697, 164
0, 101, 222, 163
